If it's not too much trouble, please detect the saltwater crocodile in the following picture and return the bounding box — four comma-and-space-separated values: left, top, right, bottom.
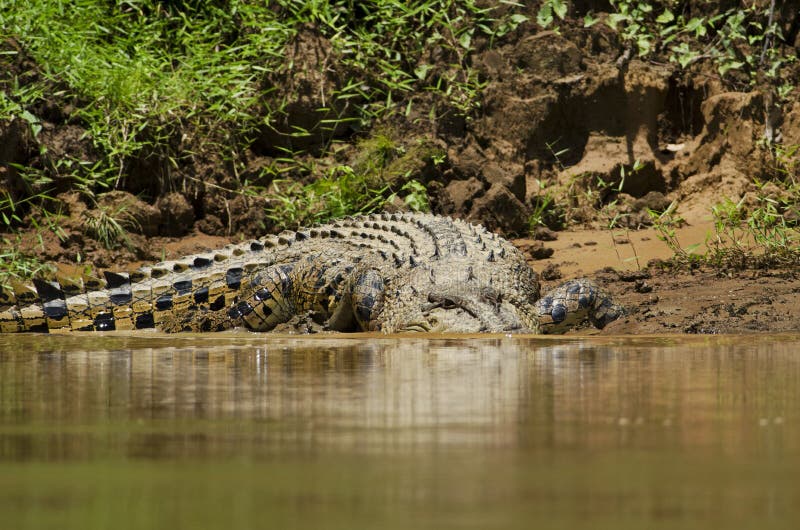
0, 213, 623, 334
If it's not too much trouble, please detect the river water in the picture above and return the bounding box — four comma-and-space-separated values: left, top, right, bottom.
1, 333, 799, 529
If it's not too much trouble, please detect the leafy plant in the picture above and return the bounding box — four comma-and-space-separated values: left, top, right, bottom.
651, 183, 800, 270
536, 0, 567, 30
597, 0, 795, 93
266, 164, 429, 229
394, 180, 430, 212
647, 202, 702, 268
605, 0, 655, 56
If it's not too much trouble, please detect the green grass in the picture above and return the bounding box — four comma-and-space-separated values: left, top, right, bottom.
0, 240, 54, 291
266, 165, 431, 230
82, 200, 140, 250
2, 0, 287, 190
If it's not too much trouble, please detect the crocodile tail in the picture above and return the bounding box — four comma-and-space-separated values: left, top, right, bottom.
0, 280, 48, 333
55, 271, 150, 332
0, 306, 27, 333
0, 272, 143, 333
34, 279, 73, 332
158, 304, 235, 332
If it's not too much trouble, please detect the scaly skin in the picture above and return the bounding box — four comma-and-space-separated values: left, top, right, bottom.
0, 213, 623, 334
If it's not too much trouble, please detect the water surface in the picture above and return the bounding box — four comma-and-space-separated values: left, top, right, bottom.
1, 333, 799, 529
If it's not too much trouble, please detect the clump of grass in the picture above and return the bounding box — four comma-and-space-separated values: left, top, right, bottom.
266, 166, 429, 230
81, 201, 141, 250
528, 191, 565, 231
4, 0, 283, 192
0, 240, 55, 292
647, 202, 703, 268
350, 130, 445, 186
705, 190, 799, 269
649, 145, 800, 270
264, 126, 438, 228
650, 172, 800, 270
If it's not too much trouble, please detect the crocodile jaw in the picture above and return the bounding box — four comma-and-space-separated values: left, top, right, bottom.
390, 303, 532, 334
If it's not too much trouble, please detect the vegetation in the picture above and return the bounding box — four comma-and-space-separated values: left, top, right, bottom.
0, 0, 526, 194
535, 0, 795, 95
260, 130, 437, 228
82, 200, 140, 251
0, 240, 54, 288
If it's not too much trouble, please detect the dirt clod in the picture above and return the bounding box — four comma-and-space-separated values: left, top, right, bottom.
533, 226, 558, 241
516, 240, 554, 260
156, 192, 194, 237
540, 263, 562, 281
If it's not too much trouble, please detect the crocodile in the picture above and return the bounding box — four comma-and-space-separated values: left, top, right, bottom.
0, 213, 623, 334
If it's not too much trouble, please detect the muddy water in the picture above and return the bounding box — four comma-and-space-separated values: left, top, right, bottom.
1, 333, 799, 529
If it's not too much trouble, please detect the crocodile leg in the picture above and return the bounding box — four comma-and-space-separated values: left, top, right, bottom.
535, 279, 625, 334
350, 269, 385, 331
237, 264, 387, 333
228, 264, 297, 331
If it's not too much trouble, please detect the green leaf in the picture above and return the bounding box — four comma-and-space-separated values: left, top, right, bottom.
718, 60, 744, 76
685, 243, 701, 254
414, 64, 432, 80
509, 14, 529, 25
671, 43, 698, 68
19, 110, 41, 138
552, 0, 567, 20
637, 36, 652, 56
536, 5, 553, 28
458, 30, 473, 50
660, 24, 678, 36
606, 13, 628, 31
584, 13, 599, 27
685, 17, 705, 36
656, 10, 674, 24
678, 52, 697, 69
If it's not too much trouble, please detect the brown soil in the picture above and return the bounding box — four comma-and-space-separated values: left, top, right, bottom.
2, 4, 800, 334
